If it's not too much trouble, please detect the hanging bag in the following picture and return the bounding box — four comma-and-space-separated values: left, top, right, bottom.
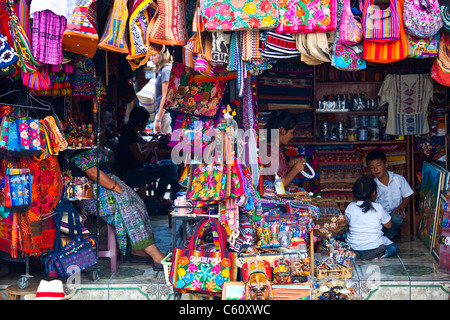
169, 217, 238, 295
3, 166, 32, 211
440, 5, 450, 32
62, 0, 99, 58
362, 0, 401, 43
406, 32, 440, 58
46, 205, 98, 279
164, 62, 228, 118
403, 0, 443, 38
276, 0, 337, 34
98, 0, 130, 53
339, 0, 364, 45
127, 0, 162, 68
200, 0, 278, 31
147, 0, 188, 46
431, 30, 450, 86
363, 0, 408, 62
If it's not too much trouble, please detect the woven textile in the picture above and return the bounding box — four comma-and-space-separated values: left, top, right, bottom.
98, 0, 129, 53
379, 74, 433, 135
31, 10, 66, 65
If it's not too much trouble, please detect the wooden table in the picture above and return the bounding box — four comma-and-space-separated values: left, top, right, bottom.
5, 284, 38, 300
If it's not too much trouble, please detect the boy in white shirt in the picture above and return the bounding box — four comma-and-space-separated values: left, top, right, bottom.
345, 177, 399, 260
366, 150, 414, 239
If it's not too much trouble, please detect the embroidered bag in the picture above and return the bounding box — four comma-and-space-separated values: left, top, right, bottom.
169, 217, 238, 295
363, 0, 408, 62
6, 0, 41, 73
339, 0, 364, 45
332, 0, 367, 70
47, 209, 98, 279
403, 0, 443, 38
17, 116, 41, 156
276, 0, 337, 34
431, 30, 450, 86
127, 0, 162, 68
441, 5, 450, 32
3, 167, 32, 211
164, 62, 228, 118
98, 0, 129, 53
0, 32, 18, 69
0, 108, 21, 154
147, 0, 188, 46
363, 0, 401, 43
200, 0, 278, 31
186, 129, 232, 201
407, 32, 440, 57
62, 0, 99, 58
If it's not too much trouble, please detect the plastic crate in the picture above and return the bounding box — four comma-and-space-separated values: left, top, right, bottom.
161, 252, 172, 286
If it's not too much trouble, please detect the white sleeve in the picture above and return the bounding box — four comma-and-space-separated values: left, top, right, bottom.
344, 204, 352, 223
398, 175, 414, 198
377, 204, 391, 225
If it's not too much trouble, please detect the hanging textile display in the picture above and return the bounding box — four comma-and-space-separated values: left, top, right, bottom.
6, 0, 41, 73
147, 0, 189, 46
127, 0, 162, 68
98, 0, 129, 53
62, 0, 99, 58
199, 0, 278, 31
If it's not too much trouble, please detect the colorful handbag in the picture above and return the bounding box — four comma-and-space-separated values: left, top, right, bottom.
3, 167, 32, 211
98, 0, 129, 53
403, 0, 443, 38
186, 127, 232, 201
339, 0, 364, 45
441, 5, 450, 32
0, 108, 20, 153
127, 0, 162, 68
363, 0, 408, 62
200, 0, 278, 31
147, 0, 188, 46
407, 32, 440, 58
276, 0, 337, 34
363, 0, 401, 43
0, 32, 18, 69
62, 0, 99, 58
17, 116, 41, 155
6, 0, 41, 73
46, 209, 98, 279
169, 217, 238, 295
431, 30, 450, 86
164, 62, 228, 118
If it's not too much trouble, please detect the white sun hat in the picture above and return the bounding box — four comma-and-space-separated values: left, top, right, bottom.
24, 280, 75, 300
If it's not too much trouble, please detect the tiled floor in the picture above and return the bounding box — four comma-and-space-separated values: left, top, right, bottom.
0, 214, 449, 300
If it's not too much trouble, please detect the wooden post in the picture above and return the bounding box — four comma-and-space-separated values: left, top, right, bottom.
310, 230, 314, 277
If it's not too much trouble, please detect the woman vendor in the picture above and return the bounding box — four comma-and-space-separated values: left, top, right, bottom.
260, 110, 306, 187
67, 148, 166, 269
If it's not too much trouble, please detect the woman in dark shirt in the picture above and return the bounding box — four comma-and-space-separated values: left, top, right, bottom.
260, 110, 306, 186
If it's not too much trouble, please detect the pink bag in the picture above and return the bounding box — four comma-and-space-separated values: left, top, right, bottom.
339, 0, 364, 45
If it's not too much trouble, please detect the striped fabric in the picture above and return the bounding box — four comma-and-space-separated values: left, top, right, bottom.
66, 0, 98, 37
363, 0, 407, 63
363, 0, 400, 42
98, 0, 129, 53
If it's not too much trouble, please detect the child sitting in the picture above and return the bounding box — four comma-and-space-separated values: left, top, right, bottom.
345, 177, 399, 260
366, 150, 414, 239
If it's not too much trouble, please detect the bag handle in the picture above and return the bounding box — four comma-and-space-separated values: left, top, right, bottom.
187, 218, 227, 256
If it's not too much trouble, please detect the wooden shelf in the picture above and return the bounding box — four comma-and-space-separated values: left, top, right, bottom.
316, 110, 388, 115
259, 103, 313, 111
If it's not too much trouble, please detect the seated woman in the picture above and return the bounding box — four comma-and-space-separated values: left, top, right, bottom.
117, 106, 179, 209
67, 148, 166, 268
259, 110, 306, 188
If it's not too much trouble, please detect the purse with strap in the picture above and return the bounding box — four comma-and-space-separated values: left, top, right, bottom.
431, 30, 450, 86
403, 0, 443, 38
363, 0, 401, 43
147, 0, 188, 46
406, 32, 440, 58
169, 217, 238, 295
363, 0, 408, 62
276, 0, 337, 34
440, 5, 450, 32
127, 0, 162, 68
98, 0, 129, 53
200, 0, 278, 31
62, 0, 99, 58
339, 0, 364, 45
